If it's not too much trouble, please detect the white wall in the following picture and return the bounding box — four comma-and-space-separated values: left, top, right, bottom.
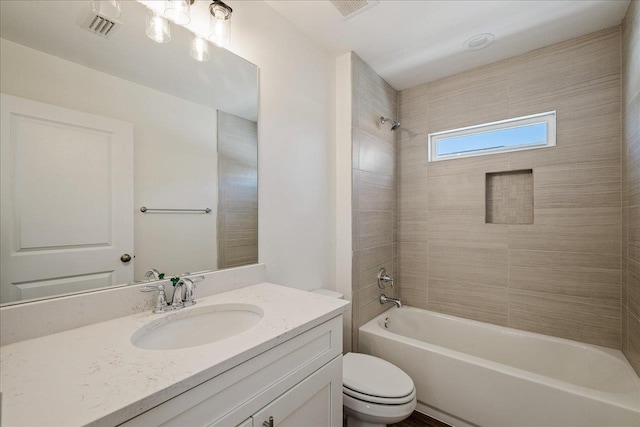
226, 1, 337, 291
335, 52, 353, 351
0, 38, 219, 280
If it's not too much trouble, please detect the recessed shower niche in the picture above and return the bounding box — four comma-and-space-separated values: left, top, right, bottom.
485, 169, 534, 224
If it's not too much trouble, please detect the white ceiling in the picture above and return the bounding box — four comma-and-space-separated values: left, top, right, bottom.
266, 0, 630, 90
0, 0, 258, 121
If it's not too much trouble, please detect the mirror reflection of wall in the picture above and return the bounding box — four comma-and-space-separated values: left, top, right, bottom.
0, 1, 258, 305
217, 111, 258, 269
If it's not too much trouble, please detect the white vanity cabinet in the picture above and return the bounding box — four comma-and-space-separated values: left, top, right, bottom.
249, 357, 342, 427
119, 316, 343, 427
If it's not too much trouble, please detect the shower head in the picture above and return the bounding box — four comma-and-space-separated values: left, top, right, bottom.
380, 116, 400, 131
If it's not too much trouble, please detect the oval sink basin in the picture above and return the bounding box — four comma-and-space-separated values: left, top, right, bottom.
132, 303, 263, 350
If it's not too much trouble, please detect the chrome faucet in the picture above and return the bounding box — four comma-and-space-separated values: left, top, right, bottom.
144, 268, 161, 281
180, 278, 196, 307
171, 280, 186, 309
175, 275, 203, 308
380, 294, 402, 308
140, 275, 205, 313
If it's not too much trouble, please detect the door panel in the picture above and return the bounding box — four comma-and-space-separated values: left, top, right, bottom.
15, 114, 112, 248
14, 271, 114, 301
1, 94, 134, 303
251, 357, 342, 427
276, 386, 331, 427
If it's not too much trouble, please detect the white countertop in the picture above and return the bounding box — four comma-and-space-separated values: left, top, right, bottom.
0, 283, 349, 427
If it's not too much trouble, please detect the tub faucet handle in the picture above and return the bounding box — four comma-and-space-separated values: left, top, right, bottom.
378, 268, 394, 289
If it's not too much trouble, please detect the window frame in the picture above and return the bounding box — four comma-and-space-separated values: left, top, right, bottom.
427, 110, 557, 162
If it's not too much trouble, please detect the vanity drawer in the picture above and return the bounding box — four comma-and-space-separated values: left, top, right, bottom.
119, 316, 342, 427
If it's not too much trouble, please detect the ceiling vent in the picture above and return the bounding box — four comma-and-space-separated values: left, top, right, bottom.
330, 0, 379, 20
83, 13, 119, 38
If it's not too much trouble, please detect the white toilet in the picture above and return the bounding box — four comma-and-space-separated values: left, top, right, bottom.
342, 352, 416, 427
312, 290, 417, 427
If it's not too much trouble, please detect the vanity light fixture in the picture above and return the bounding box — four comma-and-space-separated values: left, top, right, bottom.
146, 9, 171, 43
164, 0, 194, 25
135, 0, 232, 59
209, 0, 233, 48
190, 36, 211, 61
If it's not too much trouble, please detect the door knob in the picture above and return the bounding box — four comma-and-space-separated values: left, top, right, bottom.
263, 416, 274, 427
120, 253, 132, 263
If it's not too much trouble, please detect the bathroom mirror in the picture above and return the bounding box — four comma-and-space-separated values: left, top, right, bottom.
0, 0, 259, 305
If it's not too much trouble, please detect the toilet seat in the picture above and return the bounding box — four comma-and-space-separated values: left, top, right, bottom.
343, 384, 416, 405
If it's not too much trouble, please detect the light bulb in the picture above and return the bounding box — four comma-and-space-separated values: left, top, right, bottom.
90, 0, 121, 20
208, 1, 232, 48
164, 0, 191, 25
190, 36, 211, 62
146, 10, 171, 43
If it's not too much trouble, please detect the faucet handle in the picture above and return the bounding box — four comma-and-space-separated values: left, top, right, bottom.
140, 284, 167, 314
377, 268, 394, 289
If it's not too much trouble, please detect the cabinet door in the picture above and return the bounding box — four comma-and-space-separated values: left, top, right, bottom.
251, 357, 342, 427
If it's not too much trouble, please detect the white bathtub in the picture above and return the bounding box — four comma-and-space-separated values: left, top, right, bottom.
358, 307, 640, 427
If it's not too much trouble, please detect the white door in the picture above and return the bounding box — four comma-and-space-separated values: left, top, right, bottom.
0, 94, 134, 303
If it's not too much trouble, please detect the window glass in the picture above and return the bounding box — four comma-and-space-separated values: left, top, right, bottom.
428, 111, 556, 162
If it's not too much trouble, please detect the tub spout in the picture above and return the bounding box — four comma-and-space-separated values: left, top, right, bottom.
380, 294, 402, 308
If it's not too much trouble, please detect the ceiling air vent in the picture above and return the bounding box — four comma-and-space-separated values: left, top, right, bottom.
329, 0, 379, 20
83, 13, 119, 38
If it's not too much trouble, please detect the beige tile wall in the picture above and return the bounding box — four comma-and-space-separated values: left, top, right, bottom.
397, 27, 623, 349
351, 54, 399, 351
217, 111, 258, 269
622, 0, 640, 374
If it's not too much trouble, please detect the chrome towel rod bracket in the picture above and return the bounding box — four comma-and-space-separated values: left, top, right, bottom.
140, 207, 212, 213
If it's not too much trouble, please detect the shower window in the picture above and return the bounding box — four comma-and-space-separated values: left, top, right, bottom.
428, 111, 556, 162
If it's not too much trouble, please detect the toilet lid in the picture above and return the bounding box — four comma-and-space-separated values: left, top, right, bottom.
343, 353, 414, 399
343, 384, 416, 405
